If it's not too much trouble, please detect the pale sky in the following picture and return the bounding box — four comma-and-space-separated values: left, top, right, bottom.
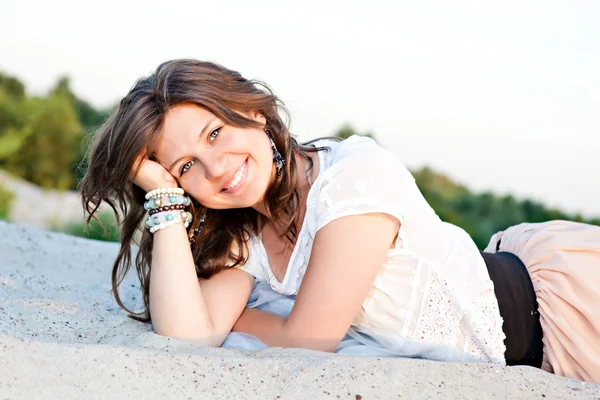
2, 0, 599, 216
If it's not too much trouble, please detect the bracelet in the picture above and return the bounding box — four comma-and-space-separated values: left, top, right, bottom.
144, 194, 191, 210
145, 187, 184, 200
149, 217, 192, 234
145, 210, 193, 233
145, 210, 190, 227
148, 204, 187, 215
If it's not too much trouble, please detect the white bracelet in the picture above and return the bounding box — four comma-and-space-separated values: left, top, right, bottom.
144, 187, 185, 200
145, 210, 193, 233
149, 218, 191, 233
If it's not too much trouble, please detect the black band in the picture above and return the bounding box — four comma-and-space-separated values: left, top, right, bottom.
480, 250, 544, 368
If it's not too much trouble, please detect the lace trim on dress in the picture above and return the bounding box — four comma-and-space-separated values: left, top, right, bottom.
413, 268, 461, 346
463, 296, 506, 364
413, 267, 505, 364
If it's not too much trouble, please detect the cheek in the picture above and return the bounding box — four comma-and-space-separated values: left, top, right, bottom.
180, 176, 211, 204
252, 136, 274, 165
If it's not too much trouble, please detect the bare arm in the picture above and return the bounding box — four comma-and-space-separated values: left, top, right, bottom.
149, 222, 254, 347
233, 213, 399, 351
132, 156, 254, 347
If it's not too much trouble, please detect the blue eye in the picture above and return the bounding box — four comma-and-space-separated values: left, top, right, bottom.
180, 160, 195, 175
209, 128, 220, 142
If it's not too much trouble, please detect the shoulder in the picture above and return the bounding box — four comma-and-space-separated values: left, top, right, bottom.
314, 135, 407, 175
311, 136, 419, 231
312, 135, 387, 165
317, 135, 415, 190
332, 134, 382, 159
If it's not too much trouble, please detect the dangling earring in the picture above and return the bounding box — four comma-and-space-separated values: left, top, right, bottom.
265, 128, 285, 177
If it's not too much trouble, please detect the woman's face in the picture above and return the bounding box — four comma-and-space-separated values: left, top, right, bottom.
154, 103, 275, 210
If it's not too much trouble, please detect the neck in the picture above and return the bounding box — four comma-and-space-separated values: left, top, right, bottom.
252, 152, 316, 222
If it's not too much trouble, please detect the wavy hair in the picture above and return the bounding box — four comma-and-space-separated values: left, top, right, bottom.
79, 59, 323, 322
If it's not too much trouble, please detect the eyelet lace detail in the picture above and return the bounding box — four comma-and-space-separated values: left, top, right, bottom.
414, 269, 461, 345
414, 268, 506, 364
253, 138, 507, 365
463, 296, 506, 364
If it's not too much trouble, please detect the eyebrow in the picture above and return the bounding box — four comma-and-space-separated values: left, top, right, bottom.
167, 117, 216, 173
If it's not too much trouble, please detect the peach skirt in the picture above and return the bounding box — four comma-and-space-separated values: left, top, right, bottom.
483, 220, 600, 383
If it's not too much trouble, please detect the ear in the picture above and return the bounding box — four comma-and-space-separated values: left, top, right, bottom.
251, 111, 267, 125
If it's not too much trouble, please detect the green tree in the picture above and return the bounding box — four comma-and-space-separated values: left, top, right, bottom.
0, 73, 31, 159
0, 72, 25, 99
412, 165, 600, 248
50, 76, 110, 187
51, 76, 109, 131
2, 92, 84, 190
1, 72, 110, 191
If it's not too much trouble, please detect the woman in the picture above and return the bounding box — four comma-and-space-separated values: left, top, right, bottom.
79, 59, 600, 383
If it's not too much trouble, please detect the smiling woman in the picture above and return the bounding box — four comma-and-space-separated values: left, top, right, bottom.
154, 104, 274, 209
79, 59, 600, 384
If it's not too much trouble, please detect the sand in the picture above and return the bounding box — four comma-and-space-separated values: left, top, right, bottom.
1, 220, 599, 399
0, 170, 83, 230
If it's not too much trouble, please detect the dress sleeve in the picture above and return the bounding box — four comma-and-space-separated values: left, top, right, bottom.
235, 237, 265, 280
315, 136, 420, 233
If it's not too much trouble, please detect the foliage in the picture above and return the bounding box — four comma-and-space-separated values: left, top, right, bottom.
57, 211, 121, 242
328, 124, 599, 248
0, 183, 14, 220
51, 76, 110, 132
1, 93, 84, 190
1, 69, 597, 247
0, 73, 25, 99
333, 123, 378, 142
412, 166, 598, 249
0, 72, 109, 190
0, 73, 30, 159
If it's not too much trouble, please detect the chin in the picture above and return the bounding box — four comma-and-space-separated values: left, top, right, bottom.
209, 191, 264, 210
238, 191, 267, 209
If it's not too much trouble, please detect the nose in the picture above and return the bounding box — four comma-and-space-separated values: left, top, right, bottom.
200, 150, 227, 181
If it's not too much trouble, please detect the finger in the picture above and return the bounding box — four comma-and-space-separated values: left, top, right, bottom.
129, 153, 149, 181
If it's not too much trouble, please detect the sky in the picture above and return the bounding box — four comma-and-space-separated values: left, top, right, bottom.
1, 0, 599, 216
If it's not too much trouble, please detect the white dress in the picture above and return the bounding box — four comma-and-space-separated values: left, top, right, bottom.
241, 135, 506, 364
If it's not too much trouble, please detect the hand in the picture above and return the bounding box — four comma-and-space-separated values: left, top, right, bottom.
130, 154, 179, 193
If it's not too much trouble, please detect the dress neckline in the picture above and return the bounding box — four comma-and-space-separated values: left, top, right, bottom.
256, 141, 330, 290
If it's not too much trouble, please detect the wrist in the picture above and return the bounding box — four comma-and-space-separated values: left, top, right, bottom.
141, 182, 179, 193
144, 187, 186, 201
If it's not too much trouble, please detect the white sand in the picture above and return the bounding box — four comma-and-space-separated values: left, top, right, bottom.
0, 170, 84, 229
1, 220, 598, 399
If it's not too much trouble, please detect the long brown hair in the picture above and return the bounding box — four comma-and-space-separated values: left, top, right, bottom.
79, 59, 323, 322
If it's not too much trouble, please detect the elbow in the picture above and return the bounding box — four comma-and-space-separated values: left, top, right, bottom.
305, 341, 339, 353
284, 338, 339, 353
153, 324, 224, 348
280, 326, 341, 353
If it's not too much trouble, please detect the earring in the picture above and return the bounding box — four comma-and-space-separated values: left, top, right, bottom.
265, 129, 285, 177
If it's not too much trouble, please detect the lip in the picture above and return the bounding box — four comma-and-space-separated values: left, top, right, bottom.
221, 158, 249, 194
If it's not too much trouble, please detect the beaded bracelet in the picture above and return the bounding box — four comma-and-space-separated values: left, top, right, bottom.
148, 204, 187, 216
149, 216, 192, 233
145, 209, 190, 227
145, 210, 193, 233
144, 195, 191, 210
145, 187, 184, 200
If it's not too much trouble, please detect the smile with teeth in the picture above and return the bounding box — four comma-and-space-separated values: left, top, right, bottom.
223, 161, 246, 191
